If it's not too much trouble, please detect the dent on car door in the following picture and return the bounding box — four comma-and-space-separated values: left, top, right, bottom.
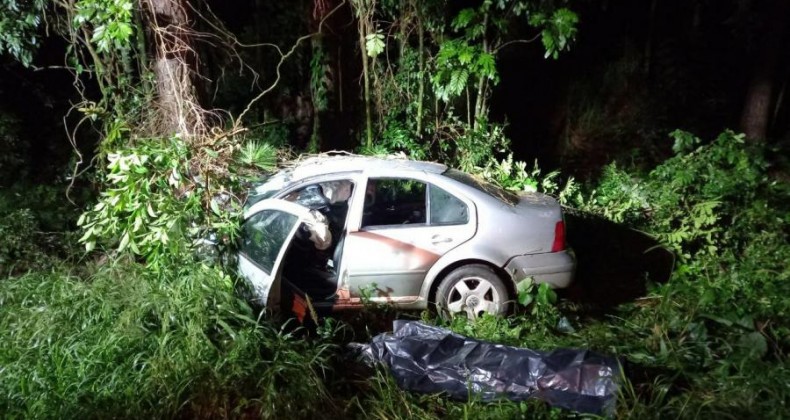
341, 178, 475, 305
237, 201, 303, 309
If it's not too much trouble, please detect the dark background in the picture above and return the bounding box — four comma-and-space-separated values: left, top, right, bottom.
1, 0, 787, 183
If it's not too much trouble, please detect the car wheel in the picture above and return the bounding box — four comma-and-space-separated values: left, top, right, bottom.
435, 264, 510, 318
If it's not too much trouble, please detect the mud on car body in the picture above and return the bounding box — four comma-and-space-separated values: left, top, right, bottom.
238, 155, 575, 319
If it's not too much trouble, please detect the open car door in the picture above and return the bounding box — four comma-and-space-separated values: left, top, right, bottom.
237, 199, 316, 310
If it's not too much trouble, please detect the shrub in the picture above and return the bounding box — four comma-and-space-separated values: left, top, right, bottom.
578, 130, 790, 321
0, 209, 43, 274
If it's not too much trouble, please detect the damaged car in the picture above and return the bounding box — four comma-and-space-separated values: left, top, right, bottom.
237, 155, 575, 318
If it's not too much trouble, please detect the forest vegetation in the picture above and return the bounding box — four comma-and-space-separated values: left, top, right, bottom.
1, 0, 789, 418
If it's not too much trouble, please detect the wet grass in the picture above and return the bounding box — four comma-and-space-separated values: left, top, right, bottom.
1, 252, 788, 419
0, 259, 338, 419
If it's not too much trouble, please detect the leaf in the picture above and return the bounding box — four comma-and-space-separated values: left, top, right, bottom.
516, 278, 534, 306
365, 33, 385, 58
448, 69, 468, 97
147, 203, 157, 218
518, 291, 533, 307
477, 53, 496, 79
452, 8, 476, 31
458, 49, 474, 65
210, 199, 221, 216
116, 22, 133, 40
78, 227, 94, 243
118, 231, 130, 252
738, 331, 767, 357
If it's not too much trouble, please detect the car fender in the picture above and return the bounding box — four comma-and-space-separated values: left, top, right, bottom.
419, 242, 513, 301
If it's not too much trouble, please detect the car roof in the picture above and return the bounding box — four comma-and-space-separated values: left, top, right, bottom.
246, 154, 450, 209
277, 154, 448, 180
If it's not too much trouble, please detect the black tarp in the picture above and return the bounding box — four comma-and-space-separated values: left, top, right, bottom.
354, 321, 620, 415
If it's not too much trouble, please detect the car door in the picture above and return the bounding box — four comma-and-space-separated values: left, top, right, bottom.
237, 199, 311, 309
340, 176, 476, 305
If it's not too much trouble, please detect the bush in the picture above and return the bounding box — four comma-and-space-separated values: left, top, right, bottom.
0, 209, 44, 274
551, 130, 790, 416
577, 130, 790, 321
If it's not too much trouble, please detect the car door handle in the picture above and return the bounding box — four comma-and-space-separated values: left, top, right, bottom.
431, 235, 453, 244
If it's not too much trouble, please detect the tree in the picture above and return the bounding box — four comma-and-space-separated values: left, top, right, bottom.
0, 0, 47, 67
739, 0, 790, 142
432, 1, 578, 129
142, 0, 204, 137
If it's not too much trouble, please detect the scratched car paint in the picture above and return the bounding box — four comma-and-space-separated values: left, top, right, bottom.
238, 155, 575, 318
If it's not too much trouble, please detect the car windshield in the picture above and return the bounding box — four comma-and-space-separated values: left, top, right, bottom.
443, 169, 519, 205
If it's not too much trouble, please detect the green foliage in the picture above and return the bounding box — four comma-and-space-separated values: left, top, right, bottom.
481, 153, 579, 203
516, 279, 558, 312
237, 141, 279, 172
572, 129, 790, 374
365, 31, 386, 58
375, 120, 428, 160
310, 41, 329, 113
432, 39, 498, 102
0, 209, 44, 275
529, 7, 579, 59
77, 131, 281, 270
368, 0, 578, 166
77, 137, 209, 268
73, 0, 135, 53
452, 117, 509, 171
576, 163, 648, 224
0, 0, 47, 66
0, 260, 337, 418
0, 183, 86, 275
416, 136, 788, 414
579, 130, 784, 262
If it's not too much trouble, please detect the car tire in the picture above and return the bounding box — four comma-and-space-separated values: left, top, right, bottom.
435, 264, 511, 318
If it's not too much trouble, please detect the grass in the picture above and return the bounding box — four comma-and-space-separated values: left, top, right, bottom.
0, 259, 337, 419
1, 247, 788, 418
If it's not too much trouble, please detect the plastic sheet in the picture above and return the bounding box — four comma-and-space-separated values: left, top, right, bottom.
355, 321, 620, 415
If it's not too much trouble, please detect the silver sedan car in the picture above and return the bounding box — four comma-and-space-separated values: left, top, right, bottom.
238, 155, 575, 319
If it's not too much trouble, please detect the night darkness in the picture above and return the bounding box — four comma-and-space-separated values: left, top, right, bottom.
1, 0, 788, 182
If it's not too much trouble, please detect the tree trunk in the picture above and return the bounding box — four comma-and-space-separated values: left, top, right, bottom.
739, 0, 789, 142
358, 18, 373, 149
142, 0, 202, 138
473, 13, 489, 130
416, 7, 424, 136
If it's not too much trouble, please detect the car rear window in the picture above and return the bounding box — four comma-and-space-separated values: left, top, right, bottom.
443, 169, 519, 205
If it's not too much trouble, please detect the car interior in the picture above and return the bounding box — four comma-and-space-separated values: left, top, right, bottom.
280, 181, 354, 304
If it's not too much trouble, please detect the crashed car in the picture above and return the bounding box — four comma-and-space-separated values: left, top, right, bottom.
238, 155, 575, 318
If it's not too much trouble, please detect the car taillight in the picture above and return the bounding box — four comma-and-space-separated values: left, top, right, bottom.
551, 220, 566, 252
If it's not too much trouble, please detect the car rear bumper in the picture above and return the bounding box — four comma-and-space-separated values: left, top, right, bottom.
504, 249, 576, 288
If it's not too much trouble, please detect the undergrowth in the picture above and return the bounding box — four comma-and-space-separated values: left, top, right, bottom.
2, 130, 788, 418
0, 259, 338, 419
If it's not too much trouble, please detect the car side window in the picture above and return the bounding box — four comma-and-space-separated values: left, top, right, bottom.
240, 210, 298, 273
362, 178, 427, 227
429, 185, 469, 225
282, 180, 355, 239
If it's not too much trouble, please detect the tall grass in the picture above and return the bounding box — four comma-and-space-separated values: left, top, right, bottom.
0, 259, 337, 418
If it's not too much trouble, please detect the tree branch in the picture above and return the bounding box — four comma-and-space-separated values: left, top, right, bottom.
234, 0, 346, 127
493, 33, 541, 54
